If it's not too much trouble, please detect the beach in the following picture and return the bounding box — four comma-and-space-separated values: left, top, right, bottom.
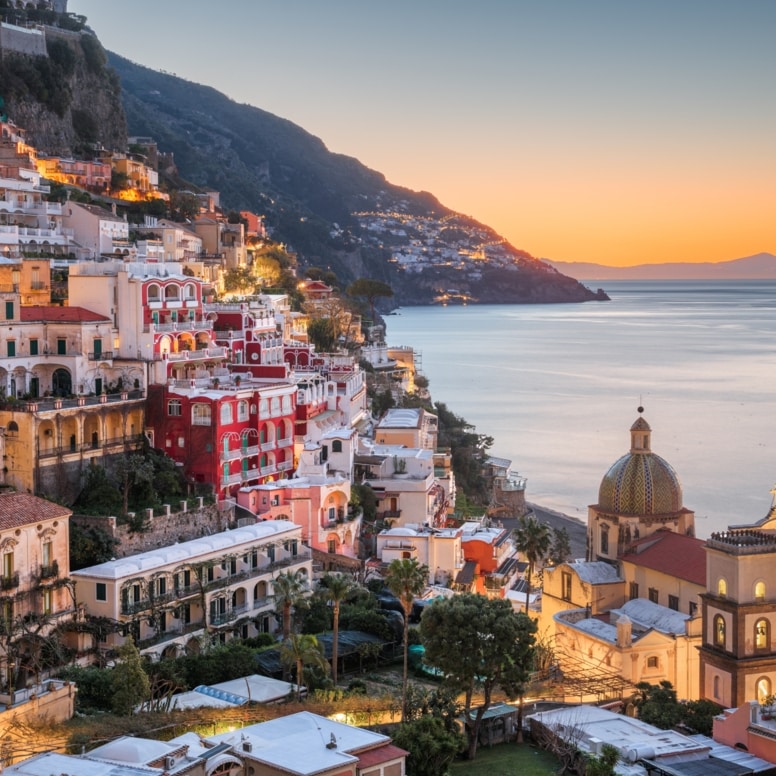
498, 502, 588, 561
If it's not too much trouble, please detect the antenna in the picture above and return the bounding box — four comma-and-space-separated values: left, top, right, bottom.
326, 733, 337, 749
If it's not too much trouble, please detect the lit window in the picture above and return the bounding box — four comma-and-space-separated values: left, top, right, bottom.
755, 618, 769, 650
714, 614, 726, 648
717, 578, 727, 597
755, 581, 766, 601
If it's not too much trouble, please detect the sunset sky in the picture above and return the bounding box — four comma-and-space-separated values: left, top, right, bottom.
72, 0, 774, 267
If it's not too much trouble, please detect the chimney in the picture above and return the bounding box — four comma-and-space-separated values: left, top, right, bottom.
616, 614, 632, 648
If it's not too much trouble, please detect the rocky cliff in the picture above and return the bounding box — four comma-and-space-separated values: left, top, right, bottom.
0, 23, 126, 156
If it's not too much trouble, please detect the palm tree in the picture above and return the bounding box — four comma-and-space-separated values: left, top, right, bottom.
513, 514, 551, 615
280, 633, 329, 701
322, 573, 354, 686
273, 569, 306, 639
385, 557, 428, 721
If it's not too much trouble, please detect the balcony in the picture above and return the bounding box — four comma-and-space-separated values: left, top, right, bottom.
210, 603, 250, 627
0, 573, 19, 591
88, 351, 114, 361
39, 560, 59, 580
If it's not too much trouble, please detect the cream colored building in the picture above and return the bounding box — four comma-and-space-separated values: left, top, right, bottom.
554, 597, 702, 702
541, 560, 625, 640
0, 493, 74, 699
376, 524, 463, 586
375, 407, 438, 450
71, 520, 312, 661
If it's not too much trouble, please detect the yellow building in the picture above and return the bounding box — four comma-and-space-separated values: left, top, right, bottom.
0, 298, 145, 501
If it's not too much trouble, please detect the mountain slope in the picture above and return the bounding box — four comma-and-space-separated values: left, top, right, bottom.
109, 53, 606, 306
547, 253, 776, 281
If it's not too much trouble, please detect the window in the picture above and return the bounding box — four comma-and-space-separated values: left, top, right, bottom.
96, 582, 107, 602
600, 525, 609, 555
689, 601, 698, 618
757, 677, 772, 704
57, 338, 66, 355
2, 552, 14, 579
267, 545, 275, 563
5, 300, 13, 320
714, 614, 726, 648
332, 440, 342, 453
668, 595, 679, 611
629, 582, 639, 600
192, 404, 211, 425
237, 400, 249, 422
147, 283, 160, 301
168, 399, 182, 416
164, 284, 179, 300
648, 587, 659, 604
328, 539, 336, 554
717, 578, 727, 597
157, 577, 167, 596
41, 588, 52, 615
647, 656, 659, 668
755, 581, 766, 601
220, 403, 233, 425
562, 572, 572, 602
6, 340, 15, 357
755, 618, 769, 650
30, 338, 38, 355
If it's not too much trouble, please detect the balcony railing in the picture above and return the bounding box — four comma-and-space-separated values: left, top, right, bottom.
38, 433, 146, 460
39, 561, 59, 580
1, 573, 20, 591
210, 602, 250, 626
88, 351, 114, 360
0, 391, 145, 415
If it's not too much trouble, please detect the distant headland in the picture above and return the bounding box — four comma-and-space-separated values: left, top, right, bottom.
546, 252, 776, 281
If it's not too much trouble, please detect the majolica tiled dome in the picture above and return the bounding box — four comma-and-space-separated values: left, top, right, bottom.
598, 415, 683, 515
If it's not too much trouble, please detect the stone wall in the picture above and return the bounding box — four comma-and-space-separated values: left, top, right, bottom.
0, 22, 48, 57
72, 500, 235, 558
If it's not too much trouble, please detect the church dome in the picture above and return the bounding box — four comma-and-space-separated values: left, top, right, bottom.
598, 414, 683, 515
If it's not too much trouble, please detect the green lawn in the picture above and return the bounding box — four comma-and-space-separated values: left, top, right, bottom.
450, 742, 560, 775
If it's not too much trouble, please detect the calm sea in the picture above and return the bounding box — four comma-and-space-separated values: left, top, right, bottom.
384, 280, 776, 538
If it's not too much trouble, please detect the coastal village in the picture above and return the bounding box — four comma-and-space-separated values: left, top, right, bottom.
0, 6, 776, 776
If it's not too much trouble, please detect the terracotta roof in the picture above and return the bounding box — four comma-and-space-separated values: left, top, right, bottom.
619, 530, 706, 586
357, 744, 408, 768
20, 306, 111, 323
0, 492, 71, 530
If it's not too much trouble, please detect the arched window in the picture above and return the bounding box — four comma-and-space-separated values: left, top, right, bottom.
192, 404, 211, 426
755, 618, 769, 650
184, 283, 196, 300
332, 440, 343, 453
220, 403, 233, 425
755, 581, 766, 601
147, 283, 160, 301
757, 677, 772, 704
713, 675, 721, 700
6, 421, 18, 437
717, 578, 727, 597
714, 614, 726, 648
237, 400, 249, 422
164, 284, 180, 300
600, 524, 609, 555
